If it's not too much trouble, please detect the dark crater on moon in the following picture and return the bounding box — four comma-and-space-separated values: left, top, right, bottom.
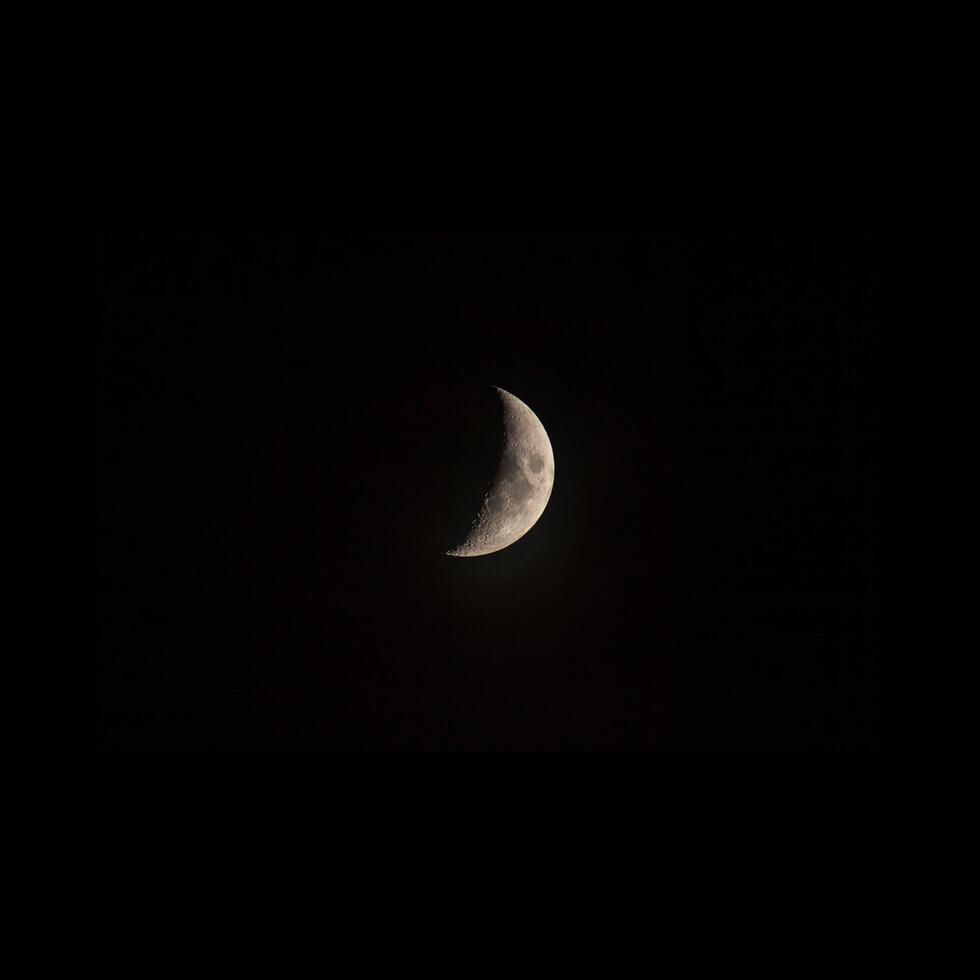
491, 454, 534, 512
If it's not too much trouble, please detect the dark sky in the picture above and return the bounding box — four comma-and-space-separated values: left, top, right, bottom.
98, 229, 879, 751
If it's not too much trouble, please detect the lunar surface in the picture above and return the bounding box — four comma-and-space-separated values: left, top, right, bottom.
446, 386, 555, 557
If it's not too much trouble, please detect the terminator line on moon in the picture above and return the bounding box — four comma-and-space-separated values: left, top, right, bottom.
446, 387, 555, 557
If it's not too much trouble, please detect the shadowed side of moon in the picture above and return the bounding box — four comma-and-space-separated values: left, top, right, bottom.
447, 387, 555, 557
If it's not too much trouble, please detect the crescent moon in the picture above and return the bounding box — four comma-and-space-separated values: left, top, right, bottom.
446, 386, 555, 557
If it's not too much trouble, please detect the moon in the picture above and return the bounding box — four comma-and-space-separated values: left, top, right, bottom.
446, 386, 555, 557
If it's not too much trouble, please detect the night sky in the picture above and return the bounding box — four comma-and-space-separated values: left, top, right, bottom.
98, 229, 880, 751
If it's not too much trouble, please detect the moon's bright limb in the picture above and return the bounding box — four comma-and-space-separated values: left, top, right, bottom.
446, 386, 555, 557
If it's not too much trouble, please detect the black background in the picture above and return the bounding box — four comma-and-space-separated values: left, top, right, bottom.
98, 229, 879, 750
